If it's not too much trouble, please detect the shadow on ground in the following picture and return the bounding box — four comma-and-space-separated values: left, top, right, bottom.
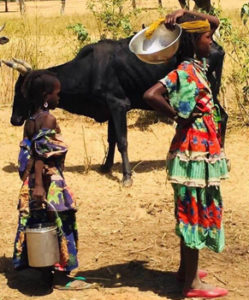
76, 260, 184, 300
1, 257, 183, 299
3, 160, 165, 175
0, 256, 52, 296
64, 160, 166, 174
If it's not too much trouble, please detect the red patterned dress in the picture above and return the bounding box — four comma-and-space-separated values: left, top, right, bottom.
160, 59, 228, 252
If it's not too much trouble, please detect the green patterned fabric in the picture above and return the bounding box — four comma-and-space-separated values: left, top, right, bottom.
173, 184, 225, 252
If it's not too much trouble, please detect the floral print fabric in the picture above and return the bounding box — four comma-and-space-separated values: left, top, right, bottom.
13, 128, 78, 271
18, 129, 76, 212
160, 59, 229, 187
160, 59, 229, 252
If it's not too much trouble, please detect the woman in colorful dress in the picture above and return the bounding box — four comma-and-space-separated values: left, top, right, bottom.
13, 70, 90, 291
143, 9, 229, 298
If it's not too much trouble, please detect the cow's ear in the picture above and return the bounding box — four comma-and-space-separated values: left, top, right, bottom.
0, 36, 9, 45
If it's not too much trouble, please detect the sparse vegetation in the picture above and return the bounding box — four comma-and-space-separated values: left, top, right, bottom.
0, 3, 249, 300
0, 0, 248, 128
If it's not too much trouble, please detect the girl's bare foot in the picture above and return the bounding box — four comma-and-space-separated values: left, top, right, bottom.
53, 271, 99, 290
183, 283, 228, 298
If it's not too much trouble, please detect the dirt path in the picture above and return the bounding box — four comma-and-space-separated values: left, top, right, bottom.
0, 107, 248, 300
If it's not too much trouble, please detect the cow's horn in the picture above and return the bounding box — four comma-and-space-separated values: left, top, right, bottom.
0, 24, 5, 33
2, 60, 29, 75
13, 58, 32, 71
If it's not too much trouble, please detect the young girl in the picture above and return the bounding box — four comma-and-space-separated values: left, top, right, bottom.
13, 70, 89, 291
143, 9, 229, 298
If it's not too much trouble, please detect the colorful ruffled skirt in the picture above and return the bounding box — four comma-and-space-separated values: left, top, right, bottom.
167, 151, 228, 253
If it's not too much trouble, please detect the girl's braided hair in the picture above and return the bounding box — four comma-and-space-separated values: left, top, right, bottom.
21, 70, 58, 115
176, 13, 206, 62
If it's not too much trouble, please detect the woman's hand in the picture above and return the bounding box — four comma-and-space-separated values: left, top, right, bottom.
165, 9, 185, 28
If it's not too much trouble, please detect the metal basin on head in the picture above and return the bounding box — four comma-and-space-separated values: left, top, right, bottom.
129, 23, 182, 64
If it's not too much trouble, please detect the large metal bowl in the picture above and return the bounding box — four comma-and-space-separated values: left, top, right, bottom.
129, 23, 182, 64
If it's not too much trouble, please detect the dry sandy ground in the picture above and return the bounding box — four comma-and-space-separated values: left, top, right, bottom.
0, 1, 249, 300
0, 106, 249, 300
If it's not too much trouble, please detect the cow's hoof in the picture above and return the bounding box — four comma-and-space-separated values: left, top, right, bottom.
122, 176, 133, 187
100, 164, 112, 174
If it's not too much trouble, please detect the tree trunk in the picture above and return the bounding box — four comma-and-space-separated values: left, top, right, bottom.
132, 0, 136, 9
60, 0, 65, 15
19, 0, 26, 14
158, 0, 162, 8
5, 0, 8, 12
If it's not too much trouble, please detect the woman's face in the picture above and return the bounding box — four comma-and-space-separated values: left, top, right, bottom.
195, 31, 212, 58
46, 80, 61, 110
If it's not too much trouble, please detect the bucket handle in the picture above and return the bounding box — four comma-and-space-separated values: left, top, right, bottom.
29, 199, 60, 221
29, 200, 65, 238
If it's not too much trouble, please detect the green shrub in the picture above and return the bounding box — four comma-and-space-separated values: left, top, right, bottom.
86, 0, 136, 39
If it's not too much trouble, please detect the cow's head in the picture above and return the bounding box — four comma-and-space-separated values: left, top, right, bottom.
2, 58, 32, 126
0, 24, 9, 45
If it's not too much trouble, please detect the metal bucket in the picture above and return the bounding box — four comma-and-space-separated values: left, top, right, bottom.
129, 23, 182, 64
25, 201, 60, 267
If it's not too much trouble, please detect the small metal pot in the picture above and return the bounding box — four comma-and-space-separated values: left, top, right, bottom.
25, 201, 60, 267
26, 223, 60, 267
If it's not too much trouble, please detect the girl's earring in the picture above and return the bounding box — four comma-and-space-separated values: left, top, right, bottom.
44, 102, 48, 109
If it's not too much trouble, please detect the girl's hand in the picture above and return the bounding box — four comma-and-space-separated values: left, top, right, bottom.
32, 185, 46, 204
175, 112, 203, 126
165, 9, 185, 28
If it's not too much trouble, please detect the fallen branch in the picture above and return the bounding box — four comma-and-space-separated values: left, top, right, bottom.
213, 273, 227, 286
128, 245, 153, 254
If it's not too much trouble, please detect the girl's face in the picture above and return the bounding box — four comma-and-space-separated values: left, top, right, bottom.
195, 31, 212, 58
46, 80, 61, 110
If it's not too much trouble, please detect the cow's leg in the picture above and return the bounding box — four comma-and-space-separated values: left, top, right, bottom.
100, 118, 116, 173
111, 109, 133, 187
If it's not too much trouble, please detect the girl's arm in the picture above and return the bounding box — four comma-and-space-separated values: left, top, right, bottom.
32, 160, 46, 203
143, 82, 177, 119
23, 119, 35, 139
143, 82, 203, 125
165, 9, 219, 33
32, 113, 57, 203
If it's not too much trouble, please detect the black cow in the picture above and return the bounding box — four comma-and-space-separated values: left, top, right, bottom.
4, 37, 227, 187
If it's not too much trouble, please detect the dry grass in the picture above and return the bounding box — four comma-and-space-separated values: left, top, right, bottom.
0, 3, 248, 298
0, 0, 248, 125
